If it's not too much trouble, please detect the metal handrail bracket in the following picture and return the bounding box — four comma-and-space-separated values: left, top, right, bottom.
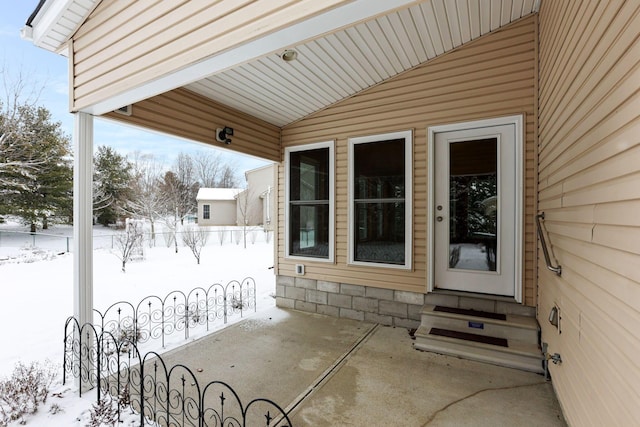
536, 212, 562, 276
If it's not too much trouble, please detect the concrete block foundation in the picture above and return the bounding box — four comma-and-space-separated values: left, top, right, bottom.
276, 275, 422, 329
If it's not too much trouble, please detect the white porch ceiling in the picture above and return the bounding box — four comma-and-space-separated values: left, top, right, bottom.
24, 0, 540, 123
186, 0, 540, 127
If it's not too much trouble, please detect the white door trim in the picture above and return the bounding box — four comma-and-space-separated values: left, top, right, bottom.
427, 115, 524, 303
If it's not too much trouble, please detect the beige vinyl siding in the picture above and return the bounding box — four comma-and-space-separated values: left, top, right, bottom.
236, 165, 275, 230
71, 0, 352, 111
198, 200, 236, 227
538, 1, 640, 425
104, 88, 280, 162
279, 17, 538, 304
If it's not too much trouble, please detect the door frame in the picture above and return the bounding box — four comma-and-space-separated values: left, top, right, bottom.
427, 115, 524, 302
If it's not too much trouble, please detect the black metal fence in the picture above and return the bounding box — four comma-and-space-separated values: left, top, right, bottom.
94, 278, 256, 349
63, 319, 292, 426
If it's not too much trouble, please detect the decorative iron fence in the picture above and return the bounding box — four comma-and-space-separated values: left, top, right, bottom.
94, 278, 256, 349
63, 319, 292, 426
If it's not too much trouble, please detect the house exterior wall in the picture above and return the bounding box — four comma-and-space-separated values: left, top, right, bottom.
276, 16, 539, 317
197, 199, 236, 226
241, 165, 276, 229
104, 88, 281, 162
70, 0, 353, 111
537, 1, 640, 425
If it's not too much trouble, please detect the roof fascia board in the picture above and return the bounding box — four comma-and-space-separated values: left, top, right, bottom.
82, 0, 420, 116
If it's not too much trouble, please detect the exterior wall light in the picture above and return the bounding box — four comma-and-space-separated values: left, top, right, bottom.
216, 126, 234, 144
281, 49, 297, 62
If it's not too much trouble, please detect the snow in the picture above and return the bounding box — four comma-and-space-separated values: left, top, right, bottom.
449, 243, 493, 271
196, 187, 242, 201
0, 219, 276, 426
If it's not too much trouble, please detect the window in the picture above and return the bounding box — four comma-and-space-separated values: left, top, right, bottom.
203, 204, 210, 220
349, 131, 412, 268
286, 141, 334, 261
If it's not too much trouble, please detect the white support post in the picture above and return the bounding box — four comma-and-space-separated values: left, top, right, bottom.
73, 112, 93, 391
73, 112, 93, 326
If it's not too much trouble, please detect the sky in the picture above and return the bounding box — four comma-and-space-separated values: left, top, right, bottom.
0, 1, 270, 178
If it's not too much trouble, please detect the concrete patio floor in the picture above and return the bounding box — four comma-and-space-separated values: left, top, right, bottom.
161, 306, 566, 426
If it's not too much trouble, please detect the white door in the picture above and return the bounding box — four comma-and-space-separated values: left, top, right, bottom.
434, 123, 520, 297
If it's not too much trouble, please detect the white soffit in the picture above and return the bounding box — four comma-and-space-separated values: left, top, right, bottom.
186, 0, 540, 127
23, 0, 540, 123
21, 0, 98, 55
81, 0, 422, 116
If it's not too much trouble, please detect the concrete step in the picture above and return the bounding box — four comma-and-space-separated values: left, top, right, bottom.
424, 292, 536, 317
419, 304, 539, 342
413, 326, 544, 373
413, 303, 543, 374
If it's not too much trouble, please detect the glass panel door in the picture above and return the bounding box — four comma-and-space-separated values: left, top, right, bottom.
448, 138, 498, 272
433, 123, 519, 297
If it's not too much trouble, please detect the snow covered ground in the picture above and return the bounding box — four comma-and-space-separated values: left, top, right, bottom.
0, 219, 276, 426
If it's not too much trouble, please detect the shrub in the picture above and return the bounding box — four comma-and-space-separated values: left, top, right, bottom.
87, 385, 130, 427
231, 296, 244, 310
0, 361, 57, 426
87, 395, 118, 427
117, 326, 142, 354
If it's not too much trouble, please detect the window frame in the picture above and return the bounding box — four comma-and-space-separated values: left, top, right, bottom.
202, 204, 210, 220
285, 141, 335, 263
348, 130, 412, 270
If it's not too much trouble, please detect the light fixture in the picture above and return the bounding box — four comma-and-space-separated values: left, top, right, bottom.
216, 126, 234, 144
281, 49, 297, 62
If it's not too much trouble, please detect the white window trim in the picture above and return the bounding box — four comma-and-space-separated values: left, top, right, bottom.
348, 130, 413, 270
285, 141, 335, 263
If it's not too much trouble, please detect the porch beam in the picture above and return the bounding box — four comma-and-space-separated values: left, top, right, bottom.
73, 112, 93, 328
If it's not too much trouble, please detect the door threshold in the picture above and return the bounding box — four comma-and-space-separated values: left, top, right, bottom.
429, 289, 519, 303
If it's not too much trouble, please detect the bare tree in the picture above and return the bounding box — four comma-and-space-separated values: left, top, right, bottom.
182, 225, 208, 264
192, 150, 242, 188
217, 227, 227, 246
159, 153, 198, 228
113, 220, 144, 272
193, 150, 222, 187
159, 171, 182, 253
218, 163, 239, 188
175, 153, 199, 223
124, 152, 164, 244
236, 187, 256, 249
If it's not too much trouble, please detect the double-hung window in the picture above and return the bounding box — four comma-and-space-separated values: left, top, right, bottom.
286, 141, 334, 261
349, 131, 412, 269
203, 204, 210, 220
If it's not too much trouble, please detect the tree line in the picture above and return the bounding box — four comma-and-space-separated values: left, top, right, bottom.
0, 98, 239, 232
93, 147, 239, 231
